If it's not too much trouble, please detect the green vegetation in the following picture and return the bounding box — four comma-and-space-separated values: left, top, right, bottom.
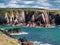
0, 30, 34, 45
0, 31, 20, 45
0, 8, 47, 12
0, 8, 45, 10
0, 8, 60, 13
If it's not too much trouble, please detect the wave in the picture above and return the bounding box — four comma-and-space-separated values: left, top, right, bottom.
47, 26, 55, 28
40, 44, 51, 45
31, 41, 51, 45
57, 25, 60, 26
35, 26, 43, 28
10, 32, 28, 35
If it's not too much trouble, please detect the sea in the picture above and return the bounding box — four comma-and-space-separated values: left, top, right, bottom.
0, 25, 60, 45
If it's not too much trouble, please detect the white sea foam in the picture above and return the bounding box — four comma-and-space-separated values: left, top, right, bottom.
58, 25, 60, 26
36, 26, 43, 28
10, 32, 28, 35
31, 41, 51, 45
48, 26, 55, 28
40, 44, 51, 45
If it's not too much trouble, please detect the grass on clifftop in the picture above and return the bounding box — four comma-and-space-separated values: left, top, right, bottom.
0, 31, 20, 45
0, 31, 34, 45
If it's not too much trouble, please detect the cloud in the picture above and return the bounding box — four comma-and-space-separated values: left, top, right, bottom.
32, 5, 43, 8
0, 3, 6, 8
4, 0, 21, 8
22, 1, 35, 4
9, 0, 20, 4
53, 0, 60, 2
0, 0, 60, 10
37, 0, 52, 7
32, 5, 50, 9
6, 4, 20, 8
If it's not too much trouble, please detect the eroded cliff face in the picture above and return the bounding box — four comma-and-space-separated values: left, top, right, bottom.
24, 11, 60, 27
49, 12, 60, 25
0, 9, 60, 27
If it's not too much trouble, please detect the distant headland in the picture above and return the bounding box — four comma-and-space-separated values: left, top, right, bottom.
0, 8, 60, 28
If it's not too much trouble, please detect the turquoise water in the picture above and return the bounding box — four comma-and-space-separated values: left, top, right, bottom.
0, 25, 60, 45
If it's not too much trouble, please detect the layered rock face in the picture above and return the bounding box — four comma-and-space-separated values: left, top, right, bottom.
0, 9, 60, 27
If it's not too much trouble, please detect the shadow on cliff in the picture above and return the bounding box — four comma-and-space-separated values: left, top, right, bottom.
55, 14, 60, 25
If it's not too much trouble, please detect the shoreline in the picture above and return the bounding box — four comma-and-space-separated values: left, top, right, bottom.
0, 28, 34, 45
0, 25, 56, 30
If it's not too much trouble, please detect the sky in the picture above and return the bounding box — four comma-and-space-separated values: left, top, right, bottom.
0, 0, 60, 10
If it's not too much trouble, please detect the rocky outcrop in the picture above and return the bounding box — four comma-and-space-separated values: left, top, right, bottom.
0, 28, 34, 45
7, 28, 22, 34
